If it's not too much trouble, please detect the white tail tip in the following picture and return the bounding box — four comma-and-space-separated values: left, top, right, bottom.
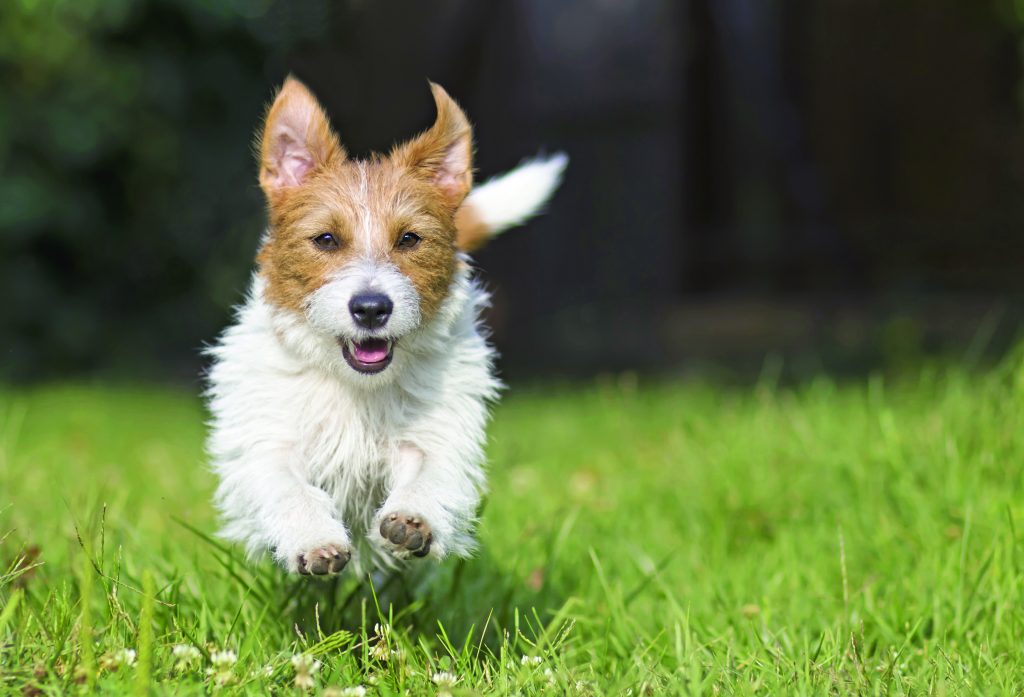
454, 152, 568, 251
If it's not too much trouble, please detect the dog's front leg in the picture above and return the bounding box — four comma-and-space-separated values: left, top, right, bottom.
374, 444, 481, 561
215, 450, 352, 576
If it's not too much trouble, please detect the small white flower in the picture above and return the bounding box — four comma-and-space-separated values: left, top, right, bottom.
206, 649, 238, 687
371, 641, 391, 661
206, 667, 234, 687
521, 655, 542, 666
291, 653, 321, 690
432, 671, 459, 687
171, 644, 201, 671
210, 650, 237, 667
290, 653, 320, 672
100, 648, 137, 670
336, 687, 367, 697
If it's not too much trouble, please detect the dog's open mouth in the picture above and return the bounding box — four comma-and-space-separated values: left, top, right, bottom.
341, 338, 394, 374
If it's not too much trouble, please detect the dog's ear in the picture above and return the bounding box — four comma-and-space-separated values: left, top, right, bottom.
258, 76, 345, 201
393, 82, 473, 209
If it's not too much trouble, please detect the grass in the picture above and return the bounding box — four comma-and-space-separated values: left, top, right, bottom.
2, 355, 1024, 695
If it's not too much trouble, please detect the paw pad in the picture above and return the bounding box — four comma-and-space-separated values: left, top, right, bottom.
297, 544, 351, 576
379, 513, 433, 557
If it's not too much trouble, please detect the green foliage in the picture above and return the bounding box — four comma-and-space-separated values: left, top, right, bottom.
0, 0, 327, 380
2, 356, 1024, 693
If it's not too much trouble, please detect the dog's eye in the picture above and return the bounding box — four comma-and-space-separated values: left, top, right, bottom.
396, 231, 421, 250
312, 233, 340, 251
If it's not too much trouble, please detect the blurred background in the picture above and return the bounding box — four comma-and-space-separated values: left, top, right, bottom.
3, 0, 1024, 385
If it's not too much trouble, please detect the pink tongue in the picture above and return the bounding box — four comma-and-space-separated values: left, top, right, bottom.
353, 339, 389, 363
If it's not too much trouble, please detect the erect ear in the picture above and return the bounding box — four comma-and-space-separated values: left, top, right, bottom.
258, 76, 345, 201
393, 82, 473, 208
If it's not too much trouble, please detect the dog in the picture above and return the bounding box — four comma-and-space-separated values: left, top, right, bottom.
205, 76, 566, 576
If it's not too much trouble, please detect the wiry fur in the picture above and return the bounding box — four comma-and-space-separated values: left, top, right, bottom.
207, 266, 496, 572
206, 76, 565, 575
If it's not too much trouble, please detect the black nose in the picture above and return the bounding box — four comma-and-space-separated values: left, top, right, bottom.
349, 293, 393, 329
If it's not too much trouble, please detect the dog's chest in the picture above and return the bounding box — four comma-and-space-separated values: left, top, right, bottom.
290, 373, 408, 498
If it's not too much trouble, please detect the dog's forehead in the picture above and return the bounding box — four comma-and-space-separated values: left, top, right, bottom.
318, 160, 425, 237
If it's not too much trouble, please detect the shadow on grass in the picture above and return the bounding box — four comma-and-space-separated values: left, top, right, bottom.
175, 517, 572, 654
295, 553, 565, 639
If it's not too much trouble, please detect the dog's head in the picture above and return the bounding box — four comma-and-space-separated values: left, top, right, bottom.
255, 77, 473, 380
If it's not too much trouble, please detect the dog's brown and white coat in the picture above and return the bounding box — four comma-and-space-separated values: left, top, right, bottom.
206, 77, 565, 575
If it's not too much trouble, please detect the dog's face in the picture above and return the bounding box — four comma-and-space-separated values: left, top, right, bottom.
255, 78, 472, 378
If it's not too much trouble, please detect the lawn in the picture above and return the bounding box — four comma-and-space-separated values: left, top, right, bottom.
1, 357, 1024, 695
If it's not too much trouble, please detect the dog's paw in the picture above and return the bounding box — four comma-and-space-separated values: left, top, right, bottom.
379, 512, 433, 558
296, 544, 351, 576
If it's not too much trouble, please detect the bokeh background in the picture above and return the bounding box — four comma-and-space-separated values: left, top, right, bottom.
4, 0, 1024, 384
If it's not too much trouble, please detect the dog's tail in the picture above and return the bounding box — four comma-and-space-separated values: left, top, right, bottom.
455, 152, 568, 252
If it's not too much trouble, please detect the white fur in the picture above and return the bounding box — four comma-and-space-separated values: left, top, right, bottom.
207, 262, 498, 573
207, 156, 565, 576
305, 259, 422, 347
466, 153, 568, 237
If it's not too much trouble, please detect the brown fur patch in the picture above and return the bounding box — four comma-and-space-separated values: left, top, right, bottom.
454, 202, 491, 252
257, 168, 360, 313
391, 83, 473, 208
258, 77, 345, 203
255, 79, 471, 322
